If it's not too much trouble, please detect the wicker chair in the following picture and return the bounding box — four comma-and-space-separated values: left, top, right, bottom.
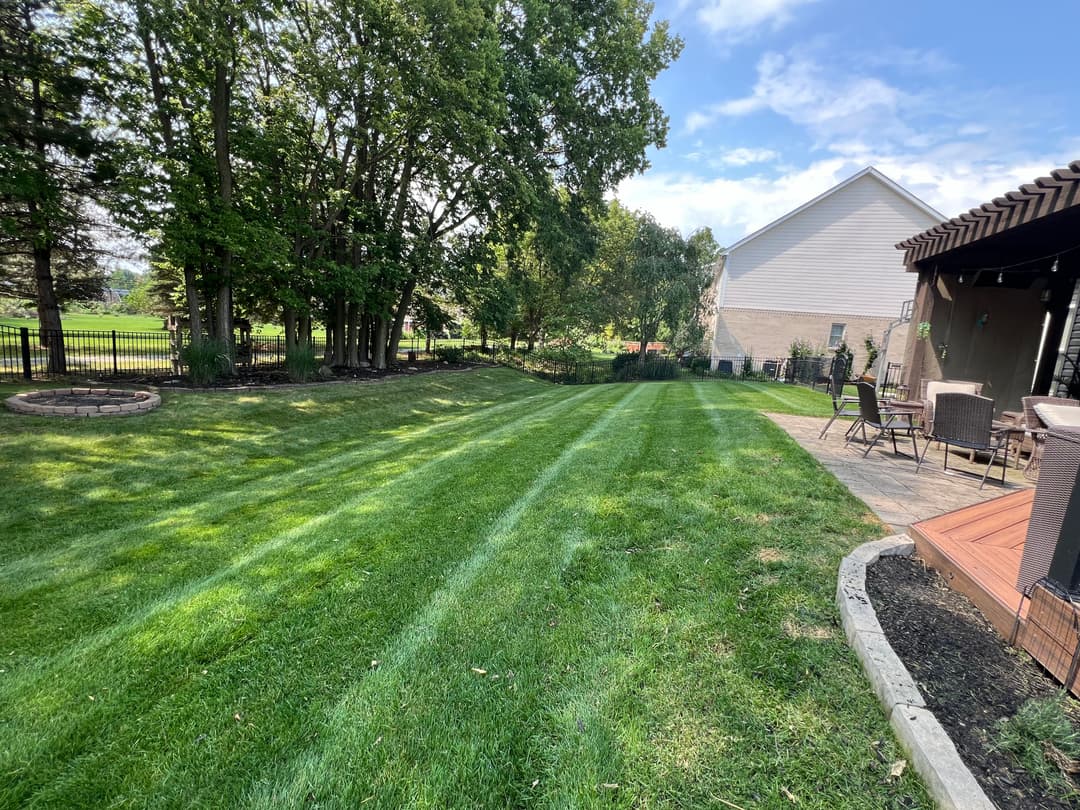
1021, 395, 1080, 479
1016, 427, 1080, 594
818, 355, 859, 439
844, 381, 919, 459
919, 379, 984, 436
915, 392, 1009, 488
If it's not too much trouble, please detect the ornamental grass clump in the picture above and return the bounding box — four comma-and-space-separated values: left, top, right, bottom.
179, 338, 231, 386
994, 693, 1080, 799
285, 344, 318, 382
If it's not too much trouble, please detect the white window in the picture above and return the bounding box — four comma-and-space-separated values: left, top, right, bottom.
828, 323, 846, 349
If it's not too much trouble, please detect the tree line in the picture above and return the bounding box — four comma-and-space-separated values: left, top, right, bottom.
1, 0, 716, 374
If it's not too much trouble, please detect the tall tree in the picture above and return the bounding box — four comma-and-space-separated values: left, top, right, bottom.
594, 203, 717, 360
0, 0, 107, 370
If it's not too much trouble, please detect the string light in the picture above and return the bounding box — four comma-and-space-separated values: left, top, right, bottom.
997, 272, 1004, 283
1052, 257, 1059, 272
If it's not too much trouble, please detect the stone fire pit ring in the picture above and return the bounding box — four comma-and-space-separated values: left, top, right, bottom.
5, 387, 161, 417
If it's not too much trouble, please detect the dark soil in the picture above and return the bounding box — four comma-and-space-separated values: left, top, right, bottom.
32, 391, 140, 407
118, 360, 477, 390
867, 556, 1080, 809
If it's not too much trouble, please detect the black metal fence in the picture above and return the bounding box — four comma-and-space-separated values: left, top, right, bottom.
0, 324, 461, 381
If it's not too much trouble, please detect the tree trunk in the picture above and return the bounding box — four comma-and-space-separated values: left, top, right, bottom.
480, 324, 488, 350
371, 315, 388, 369
387, 275, 417, 362
358, 313, 370, 367
509, 332, 517, 351
33, 242, 65, 373
346, 301, 359, 368
284, 306, 297, 352
299, 313, 311, 351
332, 293, 346, 366
184, 262, 203, 344
212, 53, 234, 373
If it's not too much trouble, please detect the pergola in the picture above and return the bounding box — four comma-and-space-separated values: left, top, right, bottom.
896, 161, 1080, 413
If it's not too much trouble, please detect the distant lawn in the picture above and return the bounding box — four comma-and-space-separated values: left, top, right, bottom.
0, 311, 167, 333
0, 370, 929, 808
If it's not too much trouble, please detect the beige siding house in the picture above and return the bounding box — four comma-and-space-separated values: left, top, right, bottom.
710, 167, 942, 374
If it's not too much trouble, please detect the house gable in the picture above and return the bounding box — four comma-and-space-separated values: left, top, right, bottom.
717, 170, 941, 319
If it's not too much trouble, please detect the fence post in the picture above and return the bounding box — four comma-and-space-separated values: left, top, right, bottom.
111, 330, 119, 376
19, 327, 32, 380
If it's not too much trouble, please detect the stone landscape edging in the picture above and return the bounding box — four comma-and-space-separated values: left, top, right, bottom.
837, 535, 997, 810
5, 387, 161, 417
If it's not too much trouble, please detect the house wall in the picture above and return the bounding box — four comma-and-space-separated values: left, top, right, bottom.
710, 307, 909, 372
902, 273, 1049, 414
719, 173, 934, 318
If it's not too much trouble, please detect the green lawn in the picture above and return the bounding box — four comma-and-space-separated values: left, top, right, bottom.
0, 370, 929, 808
0, 311, 168, 333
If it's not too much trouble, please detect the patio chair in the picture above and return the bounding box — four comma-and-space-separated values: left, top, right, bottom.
915, 392, 1009, 488
1021, 395, 1080, 480
1016, 427, 1080, 594
818, 355, 859, 439
844, 382, 919, 459
919, 379, 983, 437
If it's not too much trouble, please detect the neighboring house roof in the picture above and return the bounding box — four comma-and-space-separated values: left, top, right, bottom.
896, 160, 1080, 266
724, 166, 943, 255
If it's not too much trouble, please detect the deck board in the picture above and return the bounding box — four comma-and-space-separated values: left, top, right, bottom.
910, 490, 1034, 639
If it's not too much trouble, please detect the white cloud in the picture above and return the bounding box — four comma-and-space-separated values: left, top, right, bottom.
720, 147, 780, 166
710, 52, 907, 144
615, 152, 1076, 246
695, 0, 817, 40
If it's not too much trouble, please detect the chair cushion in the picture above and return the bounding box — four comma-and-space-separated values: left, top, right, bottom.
926, 380, 980, 408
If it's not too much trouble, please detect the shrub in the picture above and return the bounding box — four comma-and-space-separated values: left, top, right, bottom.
434, 345, 465, 363
788, 338, 815, 359
688, 356, 710, 373
285, 344, 318, 383
611, 352, 640, 374
533, 345, 593, 364
179, 338, 231, 386
611, 352, 678, 381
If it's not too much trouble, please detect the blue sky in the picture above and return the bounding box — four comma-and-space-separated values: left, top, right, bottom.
617, 0, 1080, 246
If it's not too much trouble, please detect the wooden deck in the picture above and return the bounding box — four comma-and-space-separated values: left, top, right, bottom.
911, 488, 1080, 697
910, 489, 1035, 641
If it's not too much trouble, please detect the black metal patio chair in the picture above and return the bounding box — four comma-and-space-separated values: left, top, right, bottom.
818, 355, 860, 439
915, 392, 1009, 488
844, 381, 919, 459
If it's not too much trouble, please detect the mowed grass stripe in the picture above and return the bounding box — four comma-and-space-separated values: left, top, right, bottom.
246, 383, 654, 807
0, 381, 633, 808
0, 381, 609, 678
0, 371, 548, 560
0, 373, 588, 593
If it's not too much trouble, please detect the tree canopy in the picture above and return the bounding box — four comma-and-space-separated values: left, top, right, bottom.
5, 0, 690, 370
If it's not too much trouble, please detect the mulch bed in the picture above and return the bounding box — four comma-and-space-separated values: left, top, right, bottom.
867, 556, 1080, 809
119, 360, 476, 389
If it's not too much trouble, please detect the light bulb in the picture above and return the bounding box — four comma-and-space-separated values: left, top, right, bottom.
958, 274, 964, 284
1052, 258, 1059, 273
997, 272, 1003, 283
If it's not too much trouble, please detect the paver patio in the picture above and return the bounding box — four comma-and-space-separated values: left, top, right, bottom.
768, 414, 1034, 532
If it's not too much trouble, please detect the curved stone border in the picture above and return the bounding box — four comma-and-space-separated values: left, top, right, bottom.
837, 536, 997, 810
5, 387, 161, 417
